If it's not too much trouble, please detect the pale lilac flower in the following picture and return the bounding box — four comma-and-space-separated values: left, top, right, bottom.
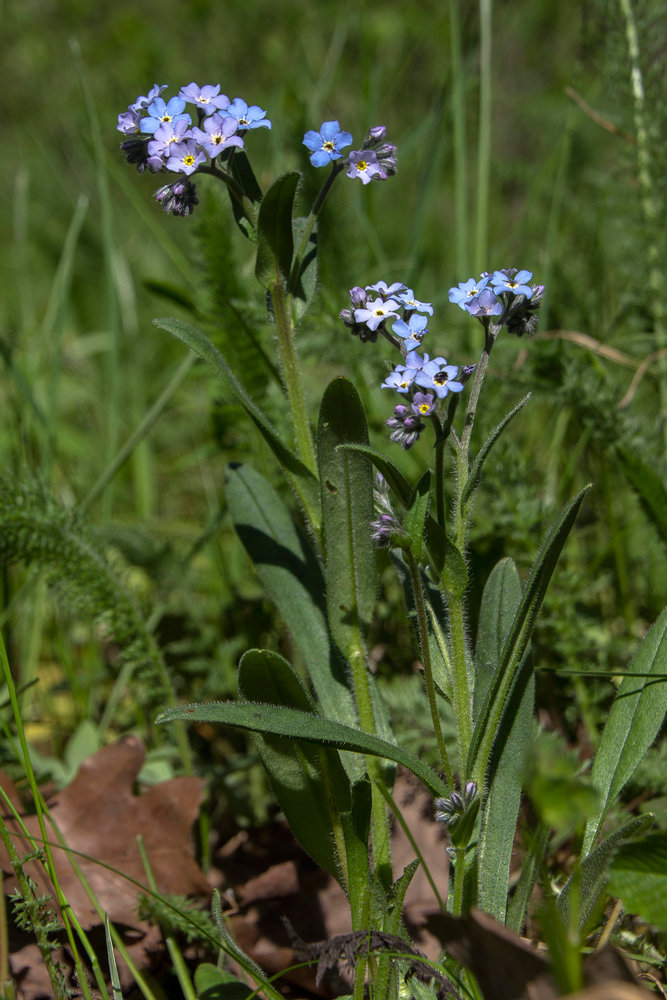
381, 369, 417, 393
466, 289, 502, 317
392, 313, 429, 351
349, 286, 367, 307
178, 83, 230, 114
366, 281, 406, 299
222, 99, 271, 130
415, 359, 464, 399
148, 120, 193, 157
354, 297, 401, 332
141, 96, 191, 134
165, 140, 206, 175
130, 84, 167, 112
192, 114, 243, 157
397, 289, 433, 315
347, 150, 385, 184
491, 269, 533, 297
303, 120, 353, 167
117, 108, 141, 134
448, 276, 490, 310
412, 392, 436, 417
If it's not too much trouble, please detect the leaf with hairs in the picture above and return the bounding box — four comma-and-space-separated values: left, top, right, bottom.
469, 486, 592, 785
156, 701, 448, 798
404, 470, 432, 560
290, 217, 318, 321
582, 605, 667, 855
154, 317, 319, 521
255, 171, 300, 287
608, 832, 667, 931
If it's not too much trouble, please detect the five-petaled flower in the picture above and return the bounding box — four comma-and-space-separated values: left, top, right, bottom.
192, 114, 243, 157
303, 121, 353, 167
392, 313, 429, 351
140, 96, 192, 134
222, 99, 271, 130
466, 288, 502, 317
179, 83, 230, 114
381, 369, 417, 393
448, 277, 490, 310
117, 108, 142, 134
412, 392, 435, 417
366, 281, 406, 299
166, 140, 206, 175
147, 120, 193, 157
354, 297, 401, 331
414, 358, 464, 399
130, 84, 167, 112
347, 150, 385, 184
490, 269, 534, 298
397, 288, 433, 316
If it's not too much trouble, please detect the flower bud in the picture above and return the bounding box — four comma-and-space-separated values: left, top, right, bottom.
349, 286, 367, 307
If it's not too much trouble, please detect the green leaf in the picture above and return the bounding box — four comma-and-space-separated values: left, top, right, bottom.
475, 557, 534, 923
290, 217, 318, 321
338, 443, 467, 595
341, 777, 373, 926
616, 445, 667, 547
156, 699, 449, 798
237, 649, 351, 883
469, 485, 592, 784
506, 823, 550, 933
154, 318, 319, 523
608, 832, 667, 930
318, 378, 377, 660
450, 798, 481, 848
194, 964, 255, 1000
255, 171, 300, 287
228, 150, 263, 242
462, 395, 531, 509
225, 463, 357, 729
559, 814, 654, 928
404, 470, 432, 560
582, 605, 667, 855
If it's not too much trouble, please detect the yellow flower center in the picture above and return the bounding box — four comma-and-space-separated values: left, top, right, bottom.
433, 372, 447, 385
467, 287, 479, 297
374, 309, 385, 316
400, 381, 409, 388
161, 114, 172, 123
213, 135, 223, 144
419, 404, 430, 414
357, 160, 368, 171
239, 118, 249, 126
184, 155, 195, 166
323, 140, 335, 151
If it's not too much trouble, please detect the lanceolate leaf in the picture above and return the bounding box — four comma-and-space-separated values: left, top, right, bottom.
616, 445, 667, 548
290, 217, 318, 322
337, 443, 412, 505
225, 462, 357, 728
582, 605, 667, 856
559, 813, 654, 927
156, 700, 449, 798
469, 485, 592, 785
237, 649, 351, 884
404, 470, 432, 560
154, 318, 319, 522
462, 395, 531, 509
255, 171, 300, 287
475, 558, 534, 923
228, 151, 263, 243
318, 378, 377, 662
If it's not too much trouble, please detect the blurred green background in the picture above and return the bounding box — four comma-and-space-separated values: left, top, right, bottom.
0, 0, 666, 801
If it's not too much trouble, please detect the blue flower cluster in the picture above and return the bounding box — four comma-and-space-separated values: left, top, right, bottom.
117, 82, 270, 213
341, 278, 474, 450
448, 268, 545, 336
302, 123, 397, 185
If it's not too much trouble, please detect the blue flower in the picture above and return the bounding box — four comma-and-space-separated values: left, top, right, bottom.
414, 359, 464, 399
165, 140, 206, 175
303, 120, 353, 167
397, 288, 433, 316
392, 313, 429, 351
347, 150, 385, 184
130, 84, 167, 113
222, 99, 271, 130
179, 83, 230, 114
354, 297, 401, 332
147, 120, 193, 157
448, 277, 490, 310
411, 392, 436, 417
490, 269, 533, 297
381, 369, 418, 393
191, 114, 244, 157
140, 96, 191, 135
117, 108, 141, 134
366, 281, 407, 299
466, 289, 502, 317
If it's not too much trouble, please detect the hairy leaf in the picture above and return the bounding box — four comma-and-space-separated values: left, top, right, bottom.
156, 701, 448, 797
608, 832, 667, 931
255, 171, 300, 287
290, 217, 318, 321
583, 605, 667, 855
404, 470, 432, 560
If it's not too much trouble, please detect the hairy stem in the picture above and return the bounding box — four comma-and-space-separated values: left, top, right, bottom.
270, 282, 318, 475
452, 846, 466, 916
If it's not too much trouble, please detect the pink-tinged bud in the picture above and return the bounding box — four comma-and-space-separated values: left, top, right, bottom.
368, 125, 387, 141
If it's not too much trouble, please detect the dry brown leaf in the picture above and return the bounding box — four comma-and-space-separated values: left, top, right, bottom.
0, 736, 210, 930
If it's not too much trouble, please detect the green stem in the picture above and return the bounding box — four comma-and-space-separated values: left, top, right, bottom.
407, 554, 454, 788
432, 414, 446, 528
448, 594, 473, 775
452, 846, 466, 916
197, 165, 257, 228
270, 282, 317, 475
474, 0, 493, 275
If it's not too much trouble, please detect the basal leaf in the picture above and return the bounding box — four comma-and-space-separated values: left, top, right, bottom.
462, 395, 531, 509
318, 378, 377, 664
156, 699, 449, 798
255, 171, 300, 287
225, 463, 357, 729
582, 605, 667, 855
608, 832, 667, 931
559, 814, 654, 927
238, 649, 351, 884
154, 317, 320, 524
475, 557, 534, 923
469, 486, 591, 785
